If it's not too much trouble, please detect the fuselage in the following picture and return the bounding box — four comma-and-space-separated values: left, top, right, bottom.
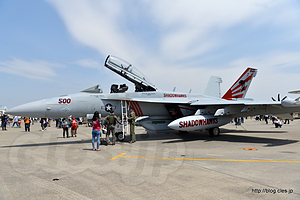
8, 90, 300, 118
7, 91, 199, 118
7, 90, 300, 132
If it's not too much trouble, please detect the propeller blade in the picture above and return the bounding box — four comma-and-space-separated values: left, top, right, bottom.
278, 94, 280, 101
281, 96, 287, 101
271, 97, 276, 101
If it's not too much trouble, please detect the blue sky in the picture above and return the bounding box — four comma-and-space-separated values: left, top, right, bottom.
1, 0, 300, 109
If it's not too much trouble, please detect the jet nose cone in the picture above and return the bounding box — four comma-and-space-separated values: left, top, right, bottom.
7, 100, 46, 117
168, 120, 180, 130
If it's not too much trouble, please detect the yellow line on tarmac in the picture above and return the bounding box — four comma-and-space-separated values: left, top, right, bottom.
109, 153, 127, 160
110, 153, 300, 163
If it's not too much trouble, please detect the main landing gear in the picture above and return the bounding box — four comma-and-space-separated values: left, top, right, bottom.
115, 132, 125, 141
208, 127, 220, 137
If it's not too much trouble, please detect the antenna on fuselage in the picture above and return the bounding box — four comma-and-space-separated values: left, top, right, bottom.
173, 87, 176, 92
189, 89, 192, 93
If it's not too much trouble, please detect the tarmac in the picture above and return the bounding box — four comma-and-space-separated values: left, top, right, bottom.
0, 118, 299, 200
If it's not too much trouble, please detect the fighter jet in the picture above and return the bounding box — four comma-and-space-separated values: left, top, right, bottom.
7, 55, 300, 137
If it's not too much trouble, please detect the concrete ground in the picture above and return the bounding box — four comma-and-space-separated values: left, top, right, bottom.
0, 118, 299, 200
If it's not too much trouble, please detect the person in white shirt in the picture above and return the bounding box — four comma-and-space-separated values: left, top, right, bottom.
274, 117, 282, 128
12, 116, 19, 128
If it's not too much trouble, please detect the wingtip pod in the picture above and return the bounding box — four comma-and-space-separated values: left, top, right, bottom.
222, 67, 257, 100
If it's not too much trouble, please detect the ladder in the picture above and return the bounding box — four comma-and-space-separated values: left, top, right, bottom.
120, 100, 128, 140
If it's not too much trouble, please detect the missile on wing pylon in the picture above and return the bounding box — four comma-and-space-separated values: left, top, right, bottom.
168, 115, 232, 132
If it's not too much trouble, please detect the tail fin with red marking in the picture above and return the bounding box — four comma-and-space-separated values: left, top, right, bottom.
222, 67, 257, 100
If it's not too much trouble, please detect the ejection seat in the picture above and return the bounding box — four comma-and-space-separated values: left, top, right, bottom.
110, 84, 128, 93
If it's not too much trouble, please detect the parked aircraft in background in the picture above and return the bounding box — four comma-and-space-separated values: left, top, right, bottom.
7, 55, 300, 137
289, 90, 300, 94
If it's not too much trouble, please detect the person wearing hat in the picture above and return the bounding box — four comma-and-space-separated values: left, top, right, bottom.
105, 110, 122, 145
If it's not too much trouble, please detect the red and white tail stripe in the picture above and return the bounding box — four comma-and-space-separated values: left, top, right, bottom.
222, 67, 257, 100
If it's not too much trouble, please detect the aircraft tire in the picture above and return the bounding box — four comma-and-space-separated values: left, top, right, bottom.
116, 132, 125, 141
209, 127, 220, 137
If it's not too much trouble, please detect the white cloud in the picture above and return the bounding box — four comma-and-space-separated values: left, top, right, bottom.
230, 51, 300, 69
47, 0, 143, 61
228, 51, 300, 100
47, 0, 300, 100
148, 0, 280, 60
73, 59, 103, 69
0, 58, 63, 81
47, 0, 297, 65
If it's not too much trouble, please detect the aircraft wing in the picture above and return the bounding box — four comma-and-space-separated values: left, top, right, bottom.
102, 97, 194, 104
191, 99, 281, 106
276, 113, 294, 120
190, 98, 244, 106
243, 101, 282, 106
103, 96, 263, 106
103, 92, 283, 106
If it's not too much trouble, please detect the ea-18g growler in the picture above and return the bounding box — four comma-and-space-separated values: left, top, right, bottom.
8, 55, 300, 137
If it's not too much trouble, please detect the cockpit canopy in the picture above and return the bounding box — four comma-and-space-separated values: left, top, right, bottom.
105, 55, 157, 92
81, 85, 103, 93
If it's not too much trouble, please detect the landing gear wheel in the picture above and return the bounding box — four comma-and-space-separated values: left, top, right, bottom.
209, 127, 220, 137
116, 132, 125, 141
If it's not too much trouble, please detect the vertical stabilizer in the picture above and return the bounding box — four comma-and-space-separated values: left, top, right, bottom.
222, 67, 257, 100
204, 76, 223, 98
